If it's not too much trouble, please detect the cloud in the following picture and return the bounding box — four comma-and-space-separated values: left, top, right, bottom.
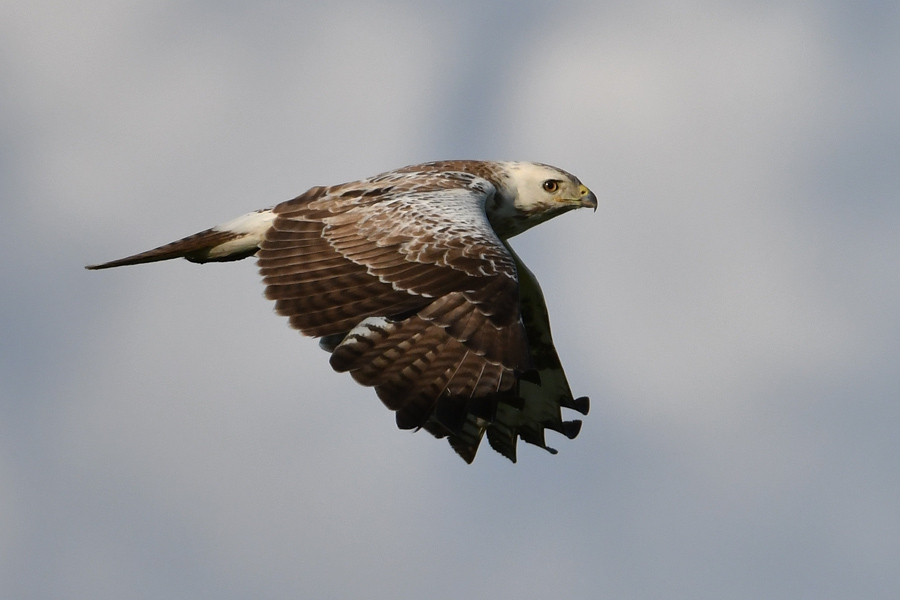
2, 1, 898, 598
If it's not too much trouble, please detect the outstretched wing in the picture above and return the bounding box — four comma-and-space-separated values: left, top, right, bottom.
418, 244, 590, 462
256, 167, 531, 431
483, 244, 590, 461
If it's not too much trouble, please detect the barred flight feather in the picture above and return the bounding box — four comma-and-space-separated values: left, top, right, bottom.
87, 160, 597, 463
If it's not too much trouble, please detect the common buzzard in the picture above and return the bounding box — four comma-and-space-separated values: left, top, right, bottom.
88, 160, 597, 462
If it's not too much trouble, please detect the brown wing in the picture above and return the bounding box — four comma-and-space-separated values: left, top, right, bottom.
420, 243, 589, 462
256, 165, 530, 431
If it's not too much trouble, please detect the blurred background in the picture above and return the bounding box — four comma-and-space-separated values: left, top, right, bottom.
2, 1, 898, 598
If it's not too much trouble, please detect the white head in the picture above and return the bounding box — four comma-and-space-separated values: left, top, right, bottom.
487, 162, 597, 238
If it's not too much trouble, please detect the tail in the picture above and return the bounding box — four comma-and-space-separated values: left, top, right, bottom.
86, 209, 276, 270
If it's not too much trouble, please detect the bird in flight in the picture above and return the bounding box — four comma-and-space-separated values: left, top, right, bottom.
88, 160, 596, 462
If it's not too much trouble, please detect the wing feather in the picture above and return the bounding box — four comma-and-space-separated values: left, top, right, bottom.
257, 166, 530, 372
89, 160, 590, 463
256, 162, 586, 462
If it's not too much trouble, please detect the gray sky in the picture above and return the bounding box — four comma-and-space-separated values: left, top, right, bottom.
2, 1, 898, 598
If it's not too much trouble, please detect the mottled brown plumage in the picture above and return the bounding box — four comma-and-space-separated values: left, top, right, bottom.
87, 160, 597, 462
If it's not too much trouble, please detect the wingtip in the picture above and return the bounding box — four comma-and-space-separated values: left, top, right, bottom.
84, 256, 152, 270
572, 396, 590, 416
84, 221, 266, 272
85, 262, 115, 270
561, 419, 583, 440
560, 395, 590, 416
85, 261, 114, 270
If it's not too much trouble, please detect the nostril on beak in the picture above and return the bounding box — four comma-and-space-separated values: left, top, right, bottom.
579, 186, 598, 211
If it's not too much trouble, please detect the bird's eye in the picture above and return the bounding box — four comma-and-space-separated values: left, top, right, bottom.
542, 180, 560, 193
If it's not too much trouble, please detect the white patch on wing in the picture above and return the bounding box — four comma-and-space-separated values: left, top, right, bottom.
332, 316, 396, 356
213, 208, 277, 234
209, 209, 277, 259
91, 160, 595, 462
323, 176, 517, 284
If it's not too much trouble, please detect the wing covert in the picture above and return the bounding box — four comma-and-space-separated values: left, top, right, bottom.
256, 167, 532, 431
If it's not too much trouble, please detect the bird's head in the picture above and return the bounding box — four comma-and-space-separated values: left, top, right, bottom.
487, 162, 597, 238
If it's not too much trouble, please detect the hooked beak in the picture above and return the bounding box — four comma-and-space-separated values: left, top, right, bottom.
578, 185, 598, 211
